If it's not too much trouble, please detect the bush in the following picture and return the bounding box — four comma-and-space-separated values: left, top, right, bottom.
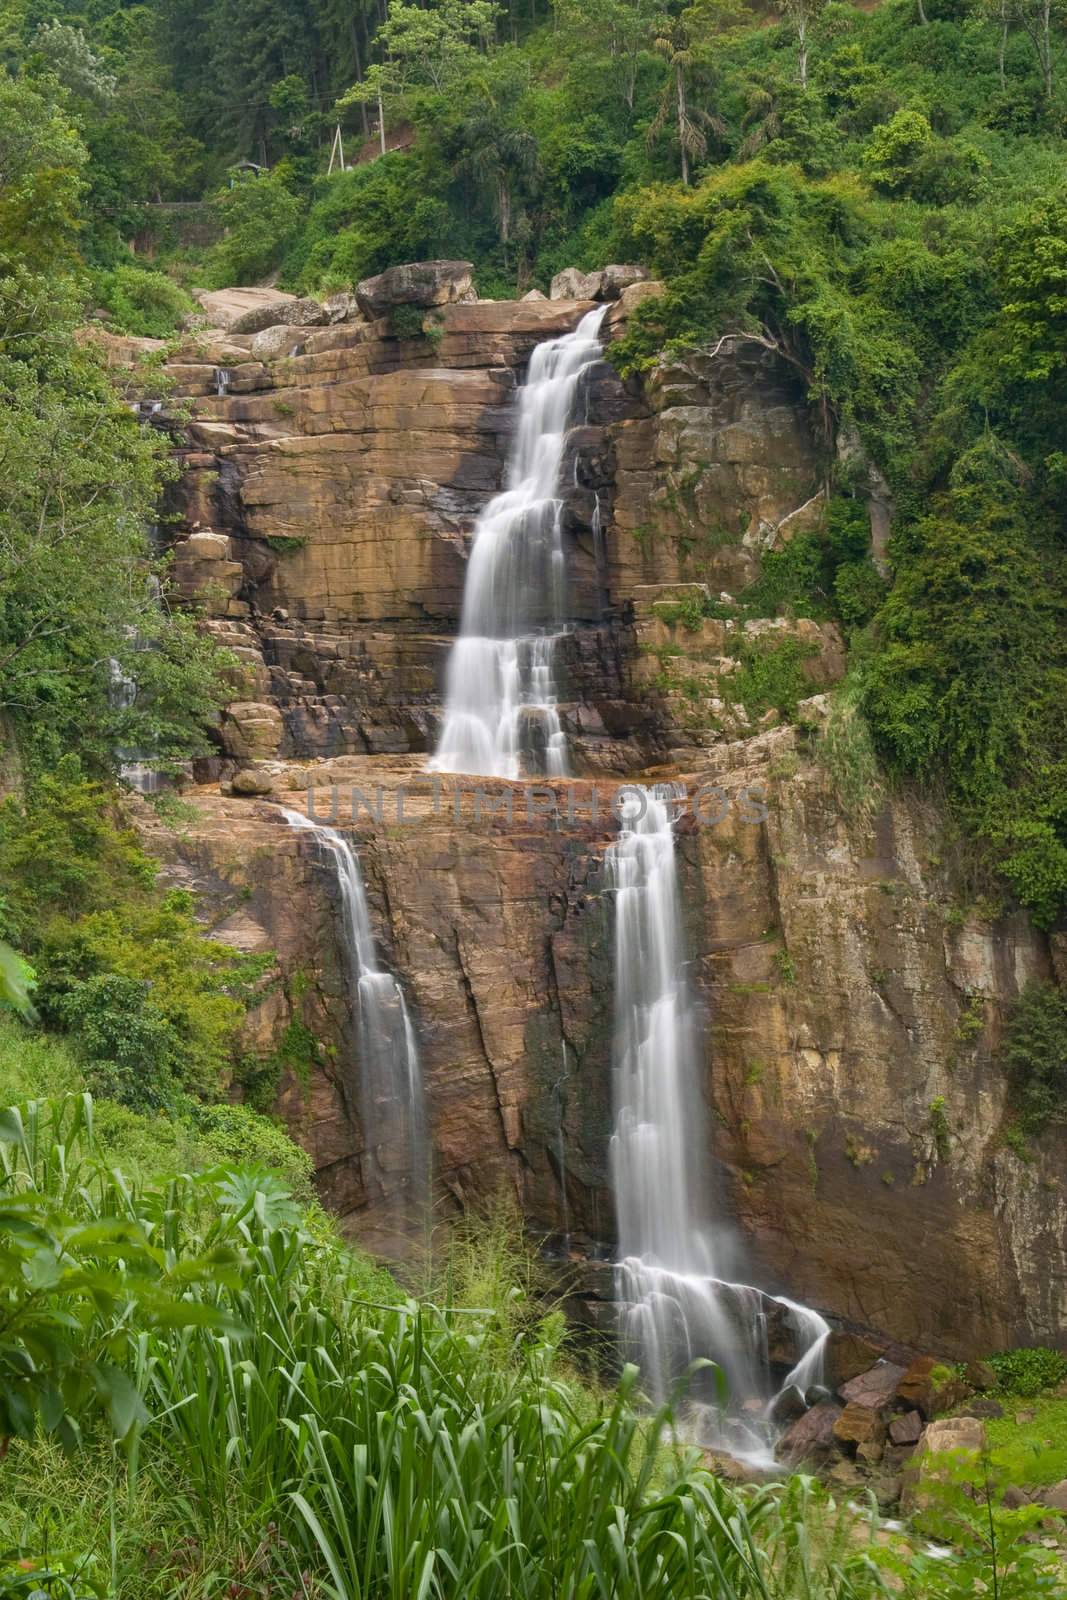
998, 980, 1067, 1139
989, 1347, 1067, 1398
92, 264, 192, 337
205, 171, 305, 288
190, 1102, 315, 1197
55, 973, 182, 1113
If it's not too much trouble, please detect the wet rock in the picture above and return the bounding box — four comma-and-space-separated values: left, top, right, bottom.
840, 1360, 908, 1410
356, 260, 474, 317
769, 1384, 807, 1425
888, 1410, 924, 1446
778, 1400, 842, 1463
833, 1402, 887, 1464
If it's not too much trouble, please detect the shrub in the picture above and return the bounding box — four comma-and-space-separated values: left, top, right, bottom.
989, 1347, 1067, 1398
91, 265, 191, 338
190, 1102, 314, 1197
205, 171, 305, 288
998, 981, 1067, 1138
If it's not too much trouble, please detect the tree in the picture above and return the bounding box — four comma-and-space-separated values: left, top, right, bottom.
774, 0, 828, 88
646, 1, 738, 185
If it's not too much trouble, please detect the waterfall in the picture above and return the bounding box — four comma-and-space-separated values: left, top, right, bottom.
609, 786, 828, 1460
281, 810, 427, 1216
430, 305, 607, 780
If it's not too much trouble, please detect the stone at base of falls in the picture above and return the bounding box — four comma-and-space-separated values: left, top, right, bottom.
964, 1359, 999, 1392
833, 1403, 888, 1465
356, 260, 474, 318
231, 766, 275, 796
894, 1354, 973, 1419
839, 1360, 908, 1410
768, 1384, 808, 1426
965, 1397, 1004, 1421
778, 1400, 843, 1465
899, 1417, 987, 1515
701, 1451, 769, 1484
888, 1410, 924, 1447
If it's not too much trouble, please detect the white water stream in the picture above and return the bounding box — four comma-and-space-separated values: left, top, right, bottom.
282, 810, 426, 1215
609, 786, 829, 1460
430, 305, 606, 779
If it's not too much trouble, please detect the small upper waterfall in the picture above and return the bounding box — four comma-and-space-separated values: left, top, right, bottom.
430, 305, 607, 780
609, 786, 829, 1460
282, 810, 427, 1221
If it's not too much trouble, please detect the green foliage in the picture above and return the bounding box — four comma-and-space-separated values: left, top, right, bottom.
205, 172, 305, 288
91, 265, 192, 338
0, 1094, 238, 1454
0, 768, 265, 1102
988, 1345, 1067, 1398
727, 635, 817, 721
190, 1102, 315, 1197
998, 980, 1067, 1138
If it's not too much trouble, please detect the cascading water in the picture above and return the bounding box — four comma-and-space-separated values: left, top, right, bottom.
609, 786, 829, 1461
282, 810, 427, 1221
430, 305, 606, 780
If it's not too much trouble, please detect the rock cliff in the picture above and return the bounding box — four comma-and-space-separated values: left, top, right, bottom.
135, 273, 1065, 1359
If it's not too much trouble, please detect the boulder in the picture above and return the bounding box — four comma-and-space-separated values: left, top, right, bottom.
599, 263, 650, 299
355, 260, 474, 318
231, 766, 276, 796
895, 1355, 972, 1419
521, 288, 548, 301
193, 286, 295, 330
900, 1417, 987, 1516
964, 1360, 998, 1392
322, 291, 362, 323
967, 1398, 1005, 1420
840, 1360, 908, 1409
768, 1384, 807, 1426
1034, 1480, 1067, 1512
833, 1402, 887, 1464
230, 297, 328, 335
251, 323, 307, 362
778, 1400, 842, 1463
550, 267, 605, 301
888, 1410, 924, 1446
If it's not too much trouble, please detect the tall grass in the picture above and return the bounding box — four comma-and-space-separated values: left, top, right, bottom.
1, 1093, 1014, 1600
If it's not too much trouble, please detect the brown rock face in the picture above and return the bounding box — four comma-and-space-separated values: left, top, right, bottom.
144, 275, 1067, 1362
